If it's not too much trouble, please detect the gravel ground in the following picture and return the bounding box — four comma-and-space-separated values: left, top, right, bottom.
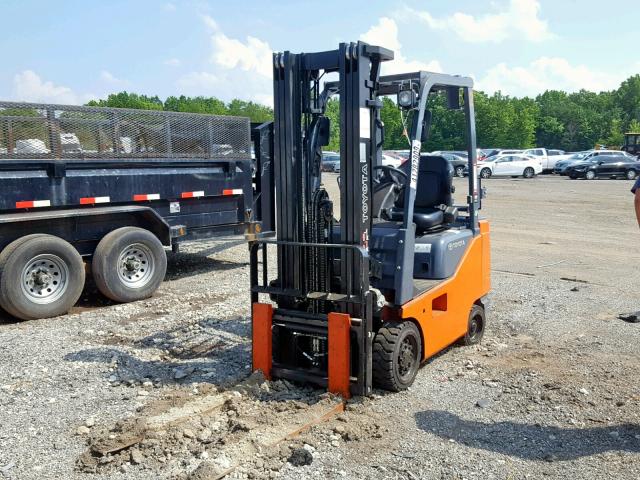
1, 175, 639, 479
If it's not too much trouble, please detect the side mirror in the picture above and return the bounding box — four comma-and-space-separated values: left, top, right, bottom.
598, 161, 604, 165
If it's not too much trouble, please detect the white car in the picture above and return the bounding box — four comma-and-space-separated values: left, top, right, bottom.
381, 153, 403, 168
477, 153, 542, 179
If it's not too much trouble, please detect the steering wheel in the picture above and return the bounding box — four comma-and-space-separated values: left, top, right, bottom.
373, 165, 407, 187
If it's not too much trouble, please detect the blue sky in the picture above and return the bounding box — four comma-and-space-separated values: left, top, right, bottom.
0, 0, 638, 106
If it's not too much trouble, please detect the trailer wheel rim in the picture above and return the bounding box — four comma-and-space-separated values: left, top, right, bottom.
117, 243, 155, 289
20, 254, 70, 305
398, 335, 418, 380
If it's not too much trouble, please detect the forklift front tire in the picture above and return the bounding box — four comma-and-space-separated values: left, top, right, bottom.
460, 304, 486, 346
373, 321, 422, 392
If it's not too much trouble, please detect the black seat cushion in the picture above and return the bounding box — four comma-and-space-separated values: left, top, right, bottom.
391, 155, 455, 230
388, 206, 444, 229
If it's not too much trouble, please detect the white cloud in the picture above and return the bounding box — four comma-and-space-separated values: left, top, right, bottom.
411, 0, 553, 43
211, 31, 273, 78
177, 71, 220, 89
477, 57, 627, 96
164, 58, 181, 67
361, 17, 442, 75
13, 70, 82, 104
201, 14, 219, 31
100, 70, 122, 84
175, 15, 273, 105
177, 69, 272, 105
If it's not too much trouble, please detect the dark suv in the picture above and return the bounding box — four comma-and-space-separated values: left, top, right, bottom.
567, 154, 640, 180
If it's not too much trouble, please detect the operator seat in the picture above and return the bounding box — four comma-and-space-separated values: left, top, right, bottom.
388, 155, 457, 232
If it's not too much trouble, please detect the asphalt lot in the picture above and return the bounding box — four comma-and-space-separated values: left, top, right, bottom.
1, 174, 639, 479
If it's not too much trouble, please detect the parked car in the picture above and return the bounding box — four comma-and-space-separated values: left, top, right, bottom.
566, 154, 640, 180
523, 148, 565, 172
558, 150, 636, 175
381, 152, 403, 168
481, 148, 501, 158
484, 149, 523, 161
439, 152, 468, 177
554, 152, 590, 174
322, 152, 340, 172
474, 153, 542, 179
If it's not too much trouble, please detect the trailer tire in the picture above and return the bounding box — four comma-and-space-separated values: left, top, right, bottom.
372, 321, 422, 392
460, 304, 486, 346
93, 227, 167, 303
0, 234, 85, 320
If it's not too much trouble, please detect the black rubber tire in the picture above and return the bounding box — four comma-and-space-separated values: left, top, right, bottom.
523, 167, 535, 179
455, 166, 465, 178
460, 304, 486, 346
0, 234, 85, 320
92, 227, 167, 303
626, 169, 637, 180
480, 168, 492, 179
372, 321, 422, 392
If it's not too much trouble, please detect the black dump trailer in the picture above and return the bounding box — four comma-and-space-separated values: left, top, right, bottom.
0, 101, 274, 320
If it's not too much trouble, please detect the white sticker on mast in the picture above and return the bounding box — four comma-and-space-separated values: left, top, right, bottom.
359, 108, 370, 139
409, 140, 421, 190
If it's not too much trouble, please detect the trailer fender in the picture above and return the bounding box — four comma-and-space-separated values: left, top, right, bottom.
0, 206, 171, 256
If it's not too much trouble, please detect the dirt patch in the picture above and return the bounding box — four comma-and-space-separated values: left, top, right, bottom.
77, 372, 345, 479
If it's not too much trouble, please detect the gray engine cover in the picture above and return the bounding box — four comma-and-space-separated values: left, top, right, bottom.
413, 228, 473, 279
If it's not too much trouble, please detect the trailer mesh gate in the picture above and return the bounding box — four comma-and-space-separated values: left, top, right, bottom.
0, 101, 251, 160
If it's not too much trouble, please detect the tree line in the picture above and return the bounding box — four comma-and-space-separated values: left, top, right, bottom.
89, 74, 640, 153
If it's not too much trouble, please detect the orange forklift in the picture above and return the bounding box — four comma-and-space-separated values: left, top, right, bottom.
250, 41, 490, 397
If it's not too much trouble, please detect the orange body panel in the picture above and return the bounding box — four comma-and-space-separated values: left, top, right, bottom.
252, 302, 273, 379
327, 312, 352, 399
401, 220, 491, 359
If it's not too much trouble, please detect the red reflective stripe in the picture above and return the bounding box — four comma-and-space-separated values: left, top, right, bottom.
15, 200, 50, 208
181, 191, 204, 198
223, 188, 243, 195
80, 196, 110, 205
133, 194, 159, 201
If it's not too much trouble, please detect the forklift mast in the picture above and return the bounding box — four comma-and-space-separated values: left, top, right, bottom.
250, 41, 485, 397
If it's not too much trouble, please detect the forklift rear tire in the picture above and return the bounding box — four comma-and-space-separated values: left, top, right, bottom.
0, 234, 85, 320
92, 227, 167, 303
460, 304, 486, 346
373, 321, 422, 392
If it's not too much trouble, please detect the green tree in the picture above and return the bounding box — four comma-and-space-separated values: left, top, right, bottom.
164, 95, 228, 115
616, 75, 640, 128
628, 119, 640, 133
87, 92, 163, 110
226, 99, 273, 123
